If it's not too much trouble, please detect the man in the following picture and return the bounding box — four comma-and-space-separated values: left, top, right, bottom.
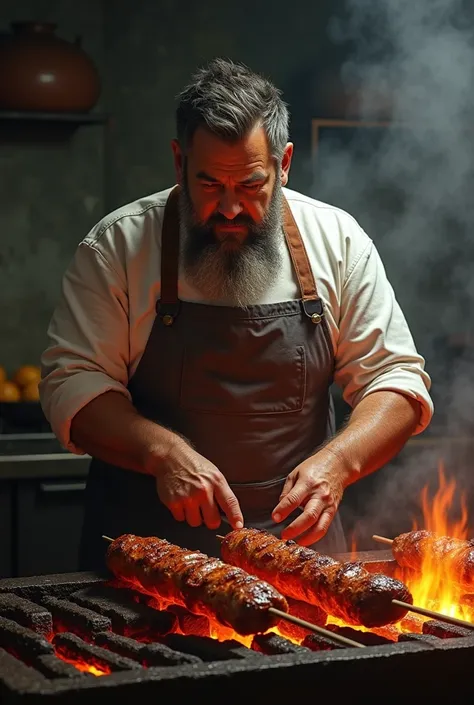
40, 58, 433, 571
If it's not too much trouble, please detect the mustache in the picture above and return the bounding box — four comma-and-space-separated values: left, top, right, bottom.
201, 213, 256, 228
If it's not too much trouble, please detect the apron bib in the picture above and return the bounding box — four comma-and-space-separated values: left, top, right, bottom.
79, 187, 346, 569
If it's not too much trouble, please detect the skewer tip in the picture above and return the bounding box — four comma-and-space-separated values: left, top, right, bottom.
372, 534, 394, 546
216, 535, 225, 541
102, 535, 114, 543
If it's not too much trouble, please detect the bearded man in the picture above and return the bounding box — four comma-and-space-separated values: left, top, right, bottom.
40, 58, 433, 570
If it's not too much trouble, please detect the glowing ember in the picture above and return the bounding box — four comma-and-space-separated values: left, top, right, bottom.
45, 629, 112, 676
54, 653, 110, 676
149, 590, 298, 647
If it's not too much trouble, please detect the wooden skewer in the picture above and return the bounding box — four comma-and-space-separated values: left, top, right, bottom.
268, 608, 364, 648
392, 600, 474, 631
220, 533, 474, 632
371, 535, 474, 630
372, 534, 394, 546
101, 535, 364, 649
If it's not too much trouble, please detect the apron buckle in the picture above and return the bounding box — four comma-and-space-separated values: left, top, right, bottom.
302, 298, 324, 324
156, 300, 181, 326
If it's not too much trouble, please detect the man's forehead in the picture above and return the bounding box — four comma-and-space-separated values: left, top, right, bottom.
187, 125, 272, 174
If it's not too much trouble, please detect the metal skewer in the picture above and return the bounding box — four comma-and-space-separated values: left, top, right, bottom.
101, 535, 365, 649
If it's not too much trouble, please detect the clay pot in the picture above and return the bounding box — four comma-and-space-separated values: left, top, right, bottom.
0, 22, 101, 112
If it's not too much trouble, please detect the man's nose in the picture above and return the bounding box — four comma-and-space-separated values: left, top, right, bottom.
217, 190, 243, 220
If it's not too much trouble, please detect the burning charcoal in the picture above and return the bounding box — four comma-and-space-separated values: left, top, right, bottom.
39, 596, 111, 638
422, 619, 474, 640
287, 597, 326, 625
276, 621, 310, 642
163, 633, 249, 661
34, 653, 92, 679
400, 613, 425, 634
0, 594, 52, 636
370, 625, 400, 642
325, 624, 392, 647
398, 633, 442, 647
276, 598, 327, 641
0, 616, 53, 661
53, 632, 142, 673
251, 633, 310, 655
71, 586, 176, 638
302, 634, 344, 652
167, 605, 211, 636
0, 647, 47, 691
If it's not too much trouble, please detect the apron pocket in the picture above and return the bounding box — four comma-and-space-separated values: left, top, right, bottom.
180, 344, 306, 415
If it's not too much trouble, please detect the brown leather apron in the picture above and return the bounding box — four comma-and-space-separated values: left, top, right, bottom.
79, 187, 346, 570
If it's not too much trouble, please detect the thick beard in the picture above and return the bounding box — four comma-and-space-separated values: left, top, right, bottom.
179, 180, 283, 308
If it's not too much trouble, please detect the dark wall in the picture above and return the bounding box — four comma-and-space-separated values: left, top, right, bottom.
104, 0, 347, 208
0, 0, 105, 374
0, 0, 347, 373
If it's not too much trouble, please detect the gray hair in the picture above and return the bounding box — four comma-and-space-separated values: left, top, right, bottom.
176, 58, 290, 160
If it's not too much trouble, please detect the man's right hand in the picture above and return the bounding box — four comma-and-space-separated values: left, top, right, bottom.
154, 440, 244, 531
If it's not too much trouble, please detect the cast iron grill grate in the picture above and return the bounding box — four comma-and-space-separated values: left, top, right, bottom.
0, 557, 473, 704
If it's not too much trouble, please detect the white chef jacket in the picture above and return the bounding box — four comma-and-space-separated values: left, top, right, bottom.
39, 186, 434, 453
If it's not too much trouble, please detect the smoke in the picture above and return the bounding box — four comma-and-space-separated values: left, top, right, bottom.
314, 0, 474, 544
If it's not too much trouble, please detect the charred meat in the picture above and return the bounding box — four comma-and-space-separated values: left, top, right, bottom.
106, 534, 288, 635
221, 528, 412, 628
392, 530, 474, 591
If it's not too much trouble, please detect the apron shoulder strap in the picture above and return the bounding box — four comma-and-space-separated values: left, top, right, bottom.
157, 186, 181, 325
283, 198, 324, 322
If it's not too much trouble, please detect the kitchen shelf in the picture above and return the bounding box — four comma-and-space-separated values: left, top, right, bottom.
0, 110, 109, 143
0, 110, 108, 124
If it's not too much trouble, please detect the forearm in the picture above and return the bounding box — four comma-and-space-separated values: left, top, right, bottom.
321, 390, 421, 487
70, 391, 186, 475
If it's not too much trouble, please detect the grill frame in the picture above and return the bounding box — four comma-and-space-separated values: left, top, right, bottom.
0, 554, 472, 704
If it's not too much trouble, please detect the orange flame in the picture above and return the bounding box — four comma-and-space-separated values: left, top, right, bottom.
67, 466, 473, 671
400, 461, 471, 623
329, 461, 474, 637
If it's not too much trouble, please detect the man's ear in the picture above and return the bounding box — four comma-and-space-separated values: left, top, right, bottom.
280, 142, 294, 186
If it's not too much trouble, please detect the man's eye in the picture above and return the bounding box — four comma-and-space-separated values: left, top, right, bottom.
202, 183, 219, 190
242, 183, 262, 192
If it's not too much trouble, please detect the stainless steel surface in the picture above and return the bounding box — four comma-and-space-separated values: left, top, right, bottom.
0, 433, 90, 480
0, 434, 65, 456
0, 455, 90, 480
39, 480, 87, 493
0, 433, 56, 440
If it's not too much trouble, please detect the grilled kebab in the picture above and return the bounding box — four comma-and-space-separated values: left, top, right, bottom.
392, 529, 474, 591
221, 528, 413, 627
106, 534, 288, 635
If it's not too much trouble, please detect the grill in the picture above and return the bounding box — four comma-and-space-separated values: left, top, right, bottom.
0, 551, 472, 704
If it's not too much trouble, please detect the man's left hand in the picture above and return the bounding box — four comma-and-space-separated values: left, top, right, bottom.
271, 451, 347, 546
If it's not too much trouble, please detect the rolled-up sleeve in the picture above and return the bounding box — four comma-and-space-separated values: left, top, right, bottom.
39, 242, 131, 453
334, 240, 433, 435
